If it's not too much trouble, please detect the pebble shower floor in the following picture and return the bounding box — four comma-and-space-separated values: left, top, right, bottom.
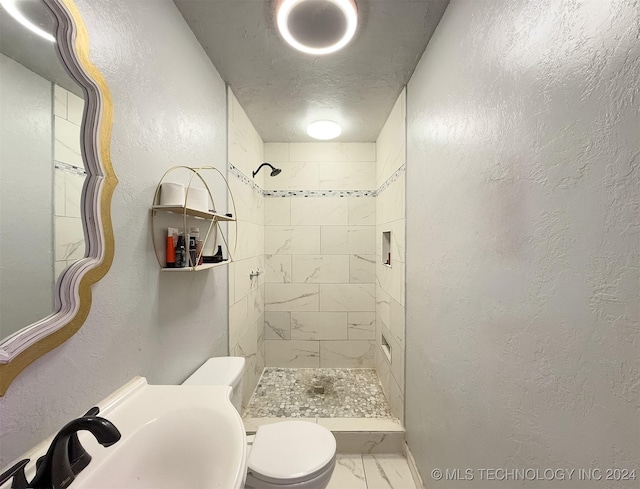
244, 368, 393, 418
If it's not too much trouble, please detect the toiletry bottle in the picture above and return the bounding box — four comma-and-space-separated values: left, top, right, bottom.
213, 245, 224, 263
166, 235, 175, 268
189, 227, 198, 267
175, 235, 187, 268
190, 226, 203, 265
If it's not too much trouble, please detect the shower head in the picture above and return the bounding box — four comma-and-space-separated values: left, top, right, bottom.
253, 162, 282, 178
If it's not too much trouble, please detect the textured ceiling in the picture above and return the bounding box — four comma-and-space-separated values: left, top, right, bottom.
174, 0, 449, 142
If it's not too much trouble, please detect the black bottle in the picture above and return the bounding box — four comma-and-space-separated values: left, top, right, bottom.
175, 235, 187, 268
213, 245, 224, 263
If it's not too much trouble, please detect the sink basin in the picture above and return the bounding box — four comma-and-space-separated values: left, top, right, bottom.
65, 377, 246, 489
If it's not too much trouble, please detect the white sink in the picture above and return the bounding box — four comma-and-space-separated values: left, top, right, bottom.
67, 377, 247, 489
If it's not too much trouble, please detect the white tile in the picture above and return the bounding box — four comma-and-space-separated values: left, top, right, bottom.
318, 418, 403, 432
376, 286, 391, 330
346, 143, 376, 162
54, 116, 82, 167
265, 198, 291, 225
263, 161, 318, 190
290, 198, 349, 226
54, 216, 84, 261
378, 176, 405, 223
333, 432, 404, 454
264, 142, 290, 162
350, 254, 376, 284
292, 255, 349, 283
291, 312, 347, 340
55, 260, 67, 281
229, 296, 249, 351
265, 254, 292, 283
265, 283, 319, 311
264, 311, 291, 340
64, 172, 85, 218
264, 340, 319, 367
363, 455, 416, 489
348, 197, 376, 225
321, 226, 375, 255
319, 340, 375, 368
348, 312, 376, 340
327, 455, 367, 489
265, 226, 320, 254
376, 261, 404, 307
319, 161, 376, 190
289, 142, 347, 162
54, 168, 66, 216
388, 371, 405, 424
53, 85, 67, 118
319, 284, 375, 311
389, 298, 405, 345
67, 91, 84, 125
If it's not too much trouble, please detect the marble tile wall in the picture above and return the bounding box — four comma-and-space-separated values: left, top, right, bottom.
53, 85, 86, 280
263, 142, 377, 368
227, 90, 265, 408
375, 90, 406, 423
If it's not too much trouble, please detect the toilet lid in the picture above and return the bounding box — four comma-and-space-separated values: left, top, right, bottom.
248, 421, 336, 484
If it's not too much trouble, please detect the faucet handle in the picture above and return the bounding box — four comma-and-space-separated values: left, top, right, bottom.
0, 459, 29, 489
68, 407, 100, 474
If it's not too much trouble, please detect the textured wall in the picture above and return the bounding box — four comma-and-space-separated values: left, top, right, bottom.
406, 0, 640, 487
375, 90, 406, 423
0, 0, 229, 466
227, 90, 265, 408
0, 54, 53, 337
263, 142, 377, 368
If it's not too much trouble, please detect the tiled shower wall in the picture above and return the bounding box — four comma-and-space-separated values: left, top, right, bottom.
263, 143, 377, 368
53, 85, 85, 280
227, 90, 266, 408
375, 91, 406, 422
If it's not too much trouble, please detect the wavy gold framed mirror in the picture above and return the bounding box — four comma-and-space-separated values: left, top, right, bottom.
0, 0, 116, 395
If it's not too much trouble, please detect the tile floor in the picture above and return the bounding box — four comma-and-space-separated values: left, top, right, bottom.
328, 454, 418, 489
245, 368, 392, 418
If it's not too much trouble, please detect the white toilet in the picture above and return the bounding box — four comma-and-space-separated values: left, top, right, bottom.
183, 357, 337, 489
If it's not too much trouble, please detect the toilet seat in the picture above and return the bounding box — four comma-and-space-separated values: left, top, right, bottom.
247, 421, 336, 485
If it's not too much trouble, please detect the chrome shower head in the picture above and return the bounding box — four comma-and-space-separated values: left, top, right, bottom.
253, 162, 282, 178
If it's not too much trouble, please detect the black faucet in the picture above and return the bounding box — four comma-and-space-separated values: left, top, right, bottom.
28, 414, 121, 489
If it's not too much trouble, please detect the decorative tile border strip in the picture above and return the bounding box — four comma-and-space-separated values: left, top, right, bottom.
229, 162, 263, 194
228, 162, 405, 197
263, 189, 375, 198
375, 163, 406, 197
55, 161, 86, 176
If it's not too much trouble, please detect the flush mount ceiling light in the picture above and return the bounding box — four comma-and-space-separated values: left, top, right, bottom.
0, 0, 55, 42
307, 120, 342, 140
276, 0, 357, 55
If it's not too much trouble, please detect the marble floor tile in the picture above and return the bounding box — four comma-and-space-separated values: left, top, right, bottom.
327, 455, 367, 489
362, 455, 416, 489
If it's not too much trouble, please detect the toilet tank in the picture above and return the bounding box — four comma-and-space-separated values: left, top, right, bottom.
182, 357, 245, 413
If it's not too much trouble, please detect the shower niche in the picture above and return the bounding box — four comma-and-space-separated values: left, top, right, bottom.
382, 230, 392, 267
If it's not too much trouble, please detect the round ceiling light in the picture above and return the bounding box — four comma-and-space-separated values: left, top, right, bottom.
307, 120, 342, 140
0, 0, 55, 42
276, 0, 358, 55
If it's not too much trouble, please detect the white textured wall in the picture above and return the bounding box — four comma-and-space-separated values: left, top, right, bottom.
227, 90, 265, 408
263, 143, 377, 368
0, 0, 229, 466
0, 54, 53, 337
375, 90, 406, 423
406, 0, 640, 487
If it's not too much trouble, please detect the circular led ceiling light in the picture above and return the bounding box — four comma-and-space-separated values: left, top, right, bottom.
307, 120, 342, 140
0, 0, 55, 42
277, 0, 358, 55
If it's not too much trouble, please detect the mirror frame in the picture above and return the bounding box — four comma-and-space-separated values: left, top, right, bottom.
0, 0, 116, 395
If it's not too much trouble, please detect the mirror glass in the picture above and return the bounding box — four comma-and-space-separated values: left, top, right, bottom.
0, 0, 86, 339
